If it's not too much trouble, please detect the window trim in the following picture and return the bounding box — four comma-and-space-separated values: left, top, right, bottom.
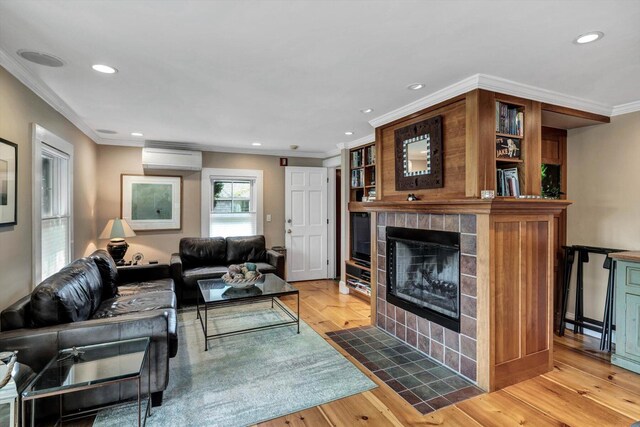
201, 168, 263, 238
32, 124, 74, 286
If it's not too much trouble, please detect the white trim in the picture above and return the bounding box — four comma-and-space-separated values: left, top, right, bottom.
200, 168, 264, 238
611, 100, 640, 116
369, 73, 615, 128
369, 75, 481, 128
475, 74, 612, 115
32, 124, 74, 286
322, 155, 341, 168
0, 51, 102, 145
345, 134, 376, 149
327, 167, 337, 278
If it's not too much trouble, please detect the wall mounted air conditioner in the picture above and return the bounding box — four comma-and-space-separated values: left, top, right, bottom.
142, 148, 202, 171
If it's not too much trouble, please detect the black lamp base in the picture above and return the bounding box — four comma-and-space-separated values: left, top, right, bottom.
107, 239, 129, 265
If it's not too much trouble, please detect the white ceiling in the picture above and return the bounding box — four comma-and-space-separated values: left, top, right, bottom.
0, 0, 639, 157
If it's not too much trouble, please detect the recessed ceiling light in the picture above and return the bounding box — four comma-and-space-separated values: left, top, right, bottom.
17, 50, 64, 67
252, 142, 262, 146
130, 132, 143, 137
574, 31, 604, 44
96, 129, 117, 134
345, 131, 354, 136
407, 83, 425, 90
360, 108, 374, 114
92, 64, 118, 74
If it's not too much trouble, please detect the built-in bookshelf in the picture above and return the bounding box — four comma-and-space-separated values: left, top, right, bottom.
495, 100, 525, 197
350, 142, 376, 202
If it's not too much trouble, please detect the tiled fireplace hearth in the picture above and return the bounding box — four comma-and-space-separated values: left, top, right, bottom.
376, 212, 478, 383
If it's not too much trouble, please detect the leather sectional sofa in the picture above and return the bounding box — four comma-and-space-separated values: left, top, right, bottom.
171, 235, 285, 304
0, 250, 178, 414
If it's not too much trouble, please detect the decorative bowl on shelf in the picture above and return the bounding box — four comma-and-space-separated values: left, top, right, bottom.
221, 263, 263, 289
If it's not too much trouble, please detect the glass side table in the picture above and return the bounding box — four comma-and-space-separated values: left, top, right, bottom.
0, 373, 18, 427
21, 337, 151, 426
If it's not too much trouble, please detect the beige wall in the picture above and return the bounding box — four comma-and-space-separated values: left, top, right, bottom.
0, 66, 98, 311
96, 146, 322, 263
566, 111, 640, 319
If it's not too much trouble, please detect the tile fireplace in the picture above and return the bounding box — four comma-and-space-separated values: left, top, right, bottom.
377, 212, 478, 382
386, 226, 461, 332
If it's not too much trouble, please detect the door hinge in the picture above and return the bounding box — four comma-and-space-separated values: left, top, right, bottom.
327, 259, 329, 265
327, 219, 329, 224
327, 177, 329, 183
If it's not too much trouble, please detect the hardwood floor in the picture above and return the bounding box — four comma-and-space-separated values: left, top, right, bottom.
259, 280, 640, 427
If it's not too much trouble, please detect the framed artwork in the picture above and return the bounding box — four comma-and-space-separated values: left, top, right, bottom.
121, 174, 182, 231
394, 115, 443, 191
0, 138, 17, 227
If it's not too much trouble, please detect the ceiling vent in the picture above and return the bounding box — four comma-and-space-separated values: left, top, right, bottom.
17, 50, 65, 67
142, 147, 202, 171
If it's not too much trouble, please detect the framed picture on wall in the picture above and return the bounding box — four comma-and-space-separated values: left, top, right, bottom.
0, 138, 17, 227
121, 174, 182, 231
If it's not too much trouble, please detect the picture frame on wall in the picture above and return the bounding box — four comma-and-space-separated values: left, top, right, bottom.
121, 174, 182, 231
0, 138, 17, 227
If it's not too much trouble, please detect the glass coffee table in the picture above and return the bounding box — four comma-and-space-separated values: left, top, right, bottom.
21, 337, 151, 426
197, 273, 300, 351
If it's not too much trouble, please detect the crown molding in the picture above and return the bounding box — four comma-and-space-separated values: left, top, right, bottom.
345, 134, 376, 149
0, 48, 104, 144
369, 73, 616, 129
141, 139, 327, 158
611, 100, 640, 117
369, 75, 480, 128
476, 74, 612, 116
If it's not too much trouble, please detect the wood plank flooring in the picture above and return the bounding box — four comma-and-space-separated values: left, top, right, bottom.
259, 280, 640, 427
66, 279, 640, 426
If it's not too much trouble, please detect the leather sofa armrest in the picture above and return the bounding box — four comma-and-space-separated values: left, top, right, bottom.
0, 310, 170, 372
117, 264, 171, 284
267, 249, 285, 280
170, 253, 184, 304
1, 294, 31, 331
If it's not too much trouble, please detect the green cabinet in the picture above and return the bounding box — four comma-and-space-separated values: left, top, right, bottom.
613, 260, 640, 373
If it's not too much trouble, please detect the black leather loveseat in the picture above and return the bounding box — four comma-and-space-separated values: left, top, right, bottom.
0, 250, 178, 414
170, 235, 285, 304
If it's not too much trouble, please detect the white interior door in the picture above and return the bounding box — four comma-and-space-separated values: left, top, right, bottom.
285, 167, 328, 281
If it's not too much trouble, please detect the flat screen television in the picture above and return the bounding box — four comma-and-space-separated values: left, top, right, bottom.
350, 212, 371, 266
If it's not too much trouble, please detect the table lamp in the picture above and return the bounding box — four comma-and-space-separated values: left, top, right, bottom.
99, 218, 136, 265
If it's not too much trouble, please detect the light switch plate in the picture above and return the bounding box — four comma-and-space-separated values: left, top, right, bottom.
266, 214, 272, 222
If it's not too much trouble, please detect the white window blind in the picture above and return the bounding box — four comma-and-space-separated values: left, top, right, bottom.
210, 179, 256, 237
40, 144, 71, 279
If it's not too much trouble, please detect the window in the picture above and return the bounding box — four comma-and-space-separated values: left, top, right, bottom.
201, 168, 263, 238
33, 125, 73, 284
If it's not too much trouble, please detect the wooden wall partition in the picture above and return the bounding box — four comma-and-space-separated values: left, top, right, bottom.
377, 96, 467, 201
489, 213, 554, 390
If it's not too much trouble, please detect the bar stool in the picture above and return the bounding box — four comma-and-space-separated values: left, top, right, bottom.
558, 245, 625, 352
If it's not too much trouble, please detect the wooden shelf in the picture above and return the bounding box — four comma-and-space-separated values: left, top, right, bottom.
496, 132, 524, 139
496, 158, 523, 163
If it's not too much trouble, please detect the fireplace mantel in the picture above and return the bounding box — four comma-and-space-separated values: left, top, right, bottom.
350, 198, 571, 215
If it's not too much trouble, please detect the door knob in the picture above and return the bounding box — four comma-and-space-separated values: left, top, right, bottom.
287, 219, 292, 224
287, 229, 292, 234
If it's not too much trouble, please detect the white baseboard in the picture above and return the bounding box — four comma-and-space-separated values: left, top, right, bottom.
338, 280, 350, 295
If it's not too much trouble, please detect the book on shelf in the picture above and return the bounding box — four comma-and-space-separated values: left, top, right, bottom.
495, 101, 524, 136
351, 149, 363, 168
366, 146, 376, 165
503, 167, 520, 197
351, 169, 364, 188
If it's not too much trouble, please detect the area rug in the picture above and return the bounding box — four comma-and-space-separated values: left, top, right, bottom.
93, 302, 375, 427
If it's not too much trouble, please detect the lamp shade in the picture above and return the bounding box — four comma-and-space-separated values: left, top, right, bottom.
99, 218, 136, 240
